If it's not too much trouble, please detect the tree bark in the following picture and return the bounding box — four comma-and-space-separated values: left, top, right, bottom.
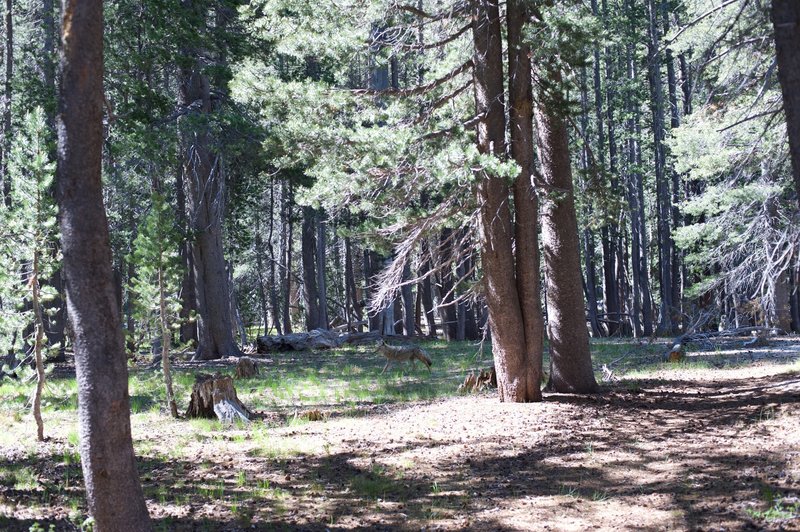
419, 240, 437, 337
56, 0, 151, 526
280, 181, 293, 333
771, 0, 800, 210
534, 65, 598, 394
507, 0, 544, 399
647, 0, 674, 335
438, 228, 458, 340
1, 0, 12, 208
301, 206, 321, 330
471, 0, 540, 402
316, 210, 329, 329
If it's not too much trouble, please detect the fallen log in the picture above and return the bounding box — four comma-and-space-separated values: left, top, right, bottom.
664, 326, 786, 362
256, 329, 381, 353
186, 373, 252, 424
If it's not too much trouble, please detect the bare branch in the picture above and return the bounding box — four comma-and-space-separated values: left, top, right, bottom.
352, 60, 473, 98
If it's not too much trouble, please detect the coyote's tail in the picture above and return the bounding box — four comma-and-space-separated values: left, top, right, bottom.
413, 349, 432, 370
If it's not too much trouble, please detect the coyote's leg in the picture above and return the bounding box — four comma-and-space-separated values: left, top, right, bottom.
381, 360, 391, 374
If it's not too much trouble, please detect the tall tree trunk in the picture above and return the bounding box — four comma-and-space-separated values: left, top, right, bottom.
56, 0, 151, 526
316, 210, 329, 329
254, 211, 271, 336
472, 0, 539, 402
267, 181, 282, 335
280, 181, 293, 333
438, 228, 458, 340
402, 261, 415, 335
662, 0, 683, 330
1, 0, 12, 207
507, 0, 544, 399
534, 65, 598, 394
579, 68, 602, 337
301, 206, 321, 330
179, 0, 240, 361
176, 160, 197, 345
419, 239, 437, 337
771, 0, 800, 210
647, 0, 674, 335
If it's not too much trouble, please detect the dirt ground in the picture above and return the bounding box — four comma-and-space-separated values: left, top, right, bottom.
1, 337, 799, 531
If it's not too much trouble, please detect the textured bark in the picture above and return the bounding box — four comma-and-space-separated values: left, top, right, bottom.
254, 211, 271, 336
534, 66, 598, 394
31, 255, 45, 441
267, 182, 282, 335
438, 228, 458, 340
315, 211, 329, 329
647, 0, 674, 334
472, 0, 539, 402
1, 0, 12, 207
772, 0, 800, 210
179, 0, 240, 361
579, 68, 602, 338
301, 206, 321, 330
280, 181, 293, 334
175, 159, 197, 345
56, 0, 151, 526
401, 262, 415, 336
419, 240, 437, 337
507, 0, 543, 400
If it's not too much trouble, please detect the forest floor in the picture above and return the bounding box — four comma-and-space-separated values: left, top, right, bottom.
1, 336, 799, 531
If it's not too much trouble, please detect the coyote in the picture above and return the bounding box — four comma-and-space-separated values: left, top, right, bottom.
376, 339, 432, 374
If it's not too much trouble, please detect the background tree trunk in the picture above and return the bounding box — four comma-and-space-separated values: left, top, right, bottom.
771, 0, 800, 209
56, 0, 151, 526
534, 65, 598, 394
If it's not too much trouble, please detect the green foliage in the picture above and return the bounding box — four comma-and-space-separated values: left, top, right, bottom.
0, 107, 58, 364
128, 192, 185, 351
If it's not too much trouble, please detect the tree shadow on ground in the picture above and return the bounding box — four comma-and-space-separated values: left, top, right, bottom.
2, 371, 799, 530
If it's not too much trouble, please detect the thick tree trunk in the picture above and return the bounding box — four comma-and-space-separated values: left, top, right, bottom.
266, 180, 282, 335
507, 0, 544, 400
772, 0, 800, 210
472, 0, 539, 402
56, 0, 152, 526
534, 65, 598, 394
179, 0, 240, 361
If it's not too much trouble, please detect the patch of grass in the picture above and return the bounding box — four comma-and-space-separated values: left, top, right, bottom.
746, 486, 800, 521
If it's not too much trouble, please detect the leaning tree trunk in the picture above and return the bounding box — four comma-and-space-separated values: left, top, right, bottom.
534, 65, 598, 394
57, 0, 152, 526
772, 0, 800, 210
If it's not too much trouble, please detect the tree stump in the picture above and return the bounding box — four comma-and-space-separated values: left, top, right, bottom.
235, 357, 259, 379
186, 373, 253, 424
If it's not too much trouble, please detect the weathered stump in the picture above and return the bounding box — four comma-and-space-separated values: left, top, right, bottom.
235, 357, 259, 379
186, 373, 253, 424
